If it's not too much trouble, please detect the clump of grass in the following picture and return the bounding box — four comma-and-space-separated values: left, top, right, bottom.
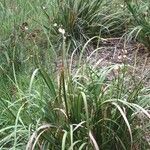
124, 0, 150, 50
42, 0, 127, 50
25, 39, 150, 149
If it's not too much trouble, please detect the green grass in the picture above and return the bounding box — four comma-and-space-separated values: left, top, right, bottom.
0, 0, 150, 149
124, 0, 150, 50
41, 0, 128, 49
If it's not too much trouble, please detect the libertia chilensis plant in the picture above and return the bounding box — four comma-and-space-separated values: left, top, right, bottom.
26, 37, 150, 150
124, 0, 150, 50
0, 0, 150, 150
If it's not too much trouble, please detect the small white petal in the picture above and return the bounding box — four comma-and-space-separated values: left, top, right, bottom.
58, 28, 65, 35
53, 23, 57, 27
24, 26, 28, 30
42, 6, 46, 10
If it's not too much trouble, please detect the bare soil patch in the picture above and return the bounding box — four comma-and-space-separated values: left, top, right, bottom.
56, 37, 150, 86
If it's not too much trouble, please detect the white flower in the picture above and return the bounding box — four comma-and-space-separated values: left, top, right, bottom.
42, 6, 46, 10
58, 27, 65, 35
120, 4, 124, 8
53, 23, 57, 27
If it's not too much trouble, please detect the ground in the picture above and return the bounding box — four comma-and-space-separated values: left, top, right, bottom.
55, 37, 150, 86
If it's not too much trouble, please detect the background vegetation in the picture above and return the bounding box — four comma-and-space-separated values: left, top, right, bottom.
0, 0, 150, 149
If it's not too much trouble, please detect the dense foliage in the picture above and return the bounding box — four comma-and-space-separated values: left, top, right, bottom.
0, 0, 150, 149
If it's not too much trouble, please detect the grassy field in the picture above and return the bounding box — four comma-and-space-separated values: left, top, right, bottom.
0, 0, 150, 149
